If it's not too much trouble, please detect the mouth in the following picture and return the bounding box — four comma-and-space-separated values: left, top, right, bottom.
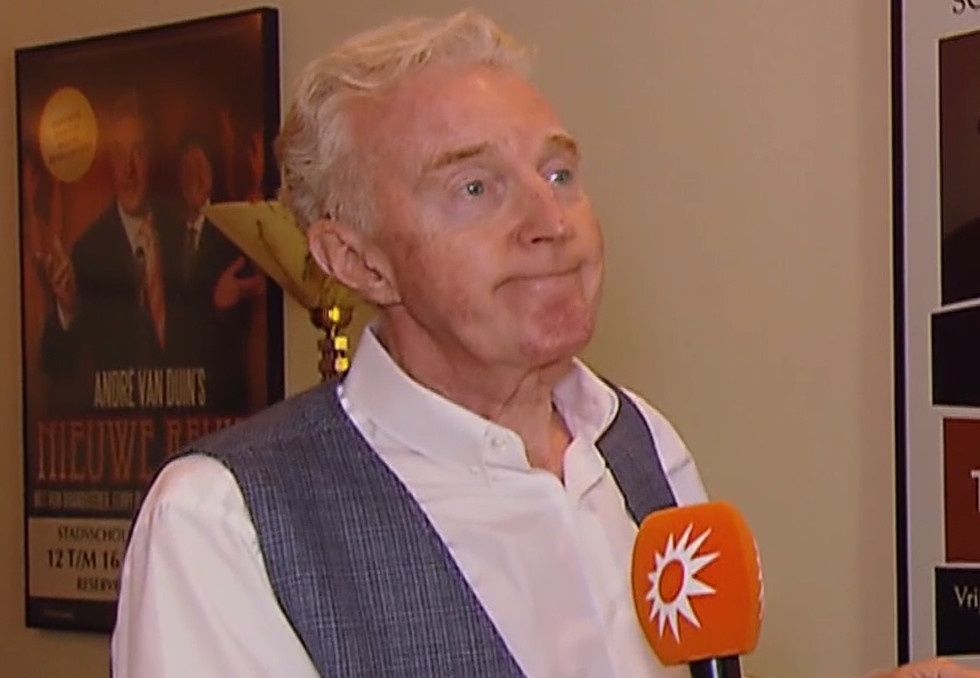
508, 267, 580, 284
500, 269, 583, 296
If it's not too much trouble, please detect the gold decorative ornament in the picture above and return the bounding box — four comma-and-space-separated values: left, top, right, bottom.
203, 201, 360, 380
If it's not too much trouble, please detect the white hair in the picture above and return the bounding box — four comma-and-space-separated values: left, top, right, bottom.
275, 9, 532, 233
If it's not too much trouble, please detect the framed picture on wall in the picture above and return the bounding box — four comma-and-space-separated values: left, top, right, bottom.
893, 0, 980, 665
14, 7, 283, 633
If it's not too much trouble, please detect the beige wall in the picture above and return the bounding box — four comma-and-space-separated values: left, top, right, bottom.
0, 1, 894, 677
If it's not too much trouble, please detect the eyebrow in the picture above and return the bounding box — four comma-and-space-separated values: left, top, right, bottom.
421, 142, 491, 174
547, 133, 580, 160
419, 132, 581, 175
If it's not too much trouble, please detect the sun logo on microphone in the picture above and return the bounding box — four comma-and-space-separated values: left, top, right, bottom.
645, 523, 719, 642
754, 537, 764, 622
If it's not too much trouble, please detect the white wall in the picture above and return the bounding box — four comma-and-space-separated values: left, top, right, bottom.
0, 2, 894, 677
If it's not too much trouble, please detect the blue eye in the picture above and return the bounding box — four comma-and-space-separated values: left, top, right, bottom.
463, 180, 485, 196
548, 168, 573, 185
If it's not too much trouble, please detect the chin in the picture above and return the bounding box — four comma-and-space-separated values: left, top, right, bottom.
521, 324, 594, 367
130, 205, 150, 218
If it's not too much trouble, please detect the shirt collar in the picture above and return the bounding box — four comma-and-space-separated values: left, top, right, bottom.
339, 326, 620, 474
187, 204, 208, 234
117, 202, 147, 253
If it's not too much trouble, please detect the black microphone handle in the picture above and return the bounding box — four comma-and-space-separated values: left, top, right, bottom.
689, 655, 742, 678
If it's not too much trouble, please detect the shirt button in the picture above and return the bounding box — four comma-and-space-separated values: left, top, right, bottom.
490, 435, 506, 450
469, 465, 481, 476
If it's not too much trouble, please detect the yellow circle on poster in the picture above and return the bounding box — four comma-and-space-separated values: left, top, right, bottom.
38, 87, 97, 183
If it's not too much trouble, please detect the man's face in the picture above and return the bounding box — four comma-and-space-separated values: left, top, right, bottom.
109, 114, 150, 216
179, 145, 213, 213
358, 63, 604, 372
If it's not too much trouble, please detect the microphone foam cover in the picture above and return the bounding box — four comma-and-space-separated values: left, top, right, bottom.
631, 501, 763, 665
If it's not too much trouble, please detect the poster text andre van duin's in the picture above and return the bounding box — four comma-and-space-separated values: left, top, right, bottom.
34, 366, 243, 486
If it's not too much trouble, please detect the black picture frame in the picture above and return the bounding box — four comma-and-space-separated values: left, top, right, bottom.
15, 7, 283, 633
890, 0, 909, 663
892, 0, 980, 664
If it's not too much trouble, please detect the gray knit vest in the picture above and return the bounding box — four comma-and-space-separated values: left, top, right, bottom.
189, 380, 676, 677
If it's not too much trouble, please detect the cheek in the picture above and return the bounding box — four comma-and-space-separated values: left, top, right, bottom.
579, 210, 604, 259
576, 216, 605, 297
393, 234, 489, 321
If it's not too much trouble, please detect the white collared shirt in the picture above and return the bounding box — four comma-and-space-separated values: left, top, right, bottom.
112, 329, 708, 678
117, 202, 152, 257
57, 204, 153, 329
185, 207, 208, 252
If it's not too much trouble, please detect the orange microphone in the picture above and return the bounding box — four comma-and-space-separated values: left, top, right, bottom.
631, 501, 763, 678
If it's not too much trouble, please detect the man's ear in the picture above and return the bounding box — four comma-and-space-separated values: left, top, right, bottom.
307, 219, 400, 306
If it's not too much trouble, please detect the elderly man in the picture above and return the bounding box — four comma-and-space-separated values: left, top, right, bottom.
111, 11, 980, 678
40, 92, 183, 383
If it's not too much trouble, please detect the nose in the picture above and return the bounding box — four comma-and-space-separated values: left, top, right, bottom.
120, 151, 138, 178
513, 173, 570, 246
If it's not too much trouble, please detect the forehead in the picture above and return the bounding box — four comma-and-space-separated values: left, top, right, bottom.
108, 113, 148, 144
356, 64, 568, 172
180, 145, 209, 166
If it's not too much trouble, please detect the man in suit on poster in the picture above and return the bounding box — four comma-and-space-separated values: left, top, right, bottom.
39, 91, 184, 388
168, 134, 265, 412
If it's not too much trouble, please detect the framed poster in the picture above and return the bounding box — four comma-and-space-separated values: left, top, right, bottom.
894, 0, 980, 665
15, 7, 283, 632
